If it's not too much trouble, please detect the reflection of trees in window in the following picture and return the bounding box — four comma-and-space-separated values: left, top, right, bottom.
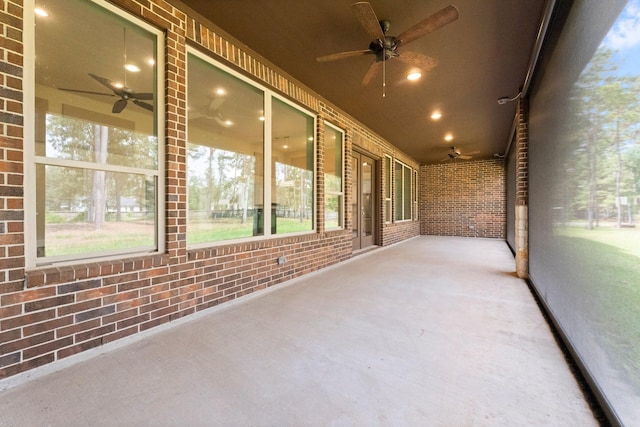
275, 162, 313, 222
188, 144, 256, 221
394, 161, 412, 221
45, 115, 157, 229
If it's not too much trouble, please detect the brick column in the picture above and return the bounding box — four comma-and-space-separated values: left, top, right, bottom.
0, 0, 26, 291
515, 98, 529, 278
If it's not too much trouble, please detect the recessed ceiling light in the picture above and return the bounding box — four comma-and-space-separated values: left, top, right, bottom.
224, 120, 233, 126
444, 133, 454, 142
35, 7, 49, 17
124, 64, 141, 72
283, 145, 289, 149
215, 88, 226, 96
407, 71, 422, 81
114, 82, 124, 89
259, 116, 265, 121
431, 111, 442, 120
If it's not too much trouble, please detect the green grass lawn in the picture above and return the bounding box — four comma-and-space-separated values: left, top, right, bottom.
553, 226, 640, 381
187, 216, 313, 244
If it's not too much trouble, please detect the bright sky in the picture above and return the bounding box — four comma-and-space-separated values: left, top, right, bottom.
602, 0, 640, 76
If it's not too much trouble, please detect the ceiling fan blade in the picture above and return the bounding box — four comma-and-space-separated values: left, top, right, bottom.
395, 51, 439, 72
132, 92, 154, 101
317, 49, 373, 62
133, 99, 154, 112
112, 99, 128, 113
362, 60, 382, 86
352, 2, 385, 41
89, 73, 120, 92
396, 5, 459, 46
458, 155, 473, 160
58, 88, 116, 97
208, 97, 225, 111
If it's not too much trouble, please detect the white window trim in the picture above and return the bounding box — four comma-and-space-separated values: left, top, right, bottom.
323, 121, 345, 230
24, 0, 165, 268
186, 48, 317, 249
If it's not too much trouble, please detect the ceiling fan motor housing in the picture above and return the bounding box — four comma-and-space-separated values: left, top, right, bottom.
369, 36, 399, 62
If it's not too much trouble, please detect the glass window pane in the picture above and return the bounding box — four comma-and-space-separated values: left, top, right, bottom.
394, 161, 403, 221
324, 124, 343, 229
187, 54, 264, 244
352, 157, 359, 238
34, 0, 159, 263
44, 114, 157, 169
385, 156, 392, 223
325, 194, 342, 229
35, 0, 157, 163
37, 164, 156, 258
403, 165, 412, 220
324, 126, 343, 193
272, 98, 314, 234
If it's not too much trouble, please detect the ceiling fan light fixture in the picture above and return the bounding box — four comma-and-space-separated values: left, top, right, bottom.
124, 63, 141, 73
407, 71, 422, 81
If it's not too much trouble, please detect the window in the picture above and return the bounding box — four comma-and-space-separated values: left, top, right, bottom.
414, 169, 419, 221
272, 99, 315, 234
187, 53, 264, 244
384, 155, 392, 223
394, 160, 413, 221
323, 123, 344, 229
28, 0, 163, 266
186, 50, 315, 245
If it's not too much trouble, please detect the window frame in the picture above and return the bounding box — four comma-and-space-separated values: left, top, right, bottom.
384, 154, 392, 224
394, 159, 413, 222
323, 121, 345, 230
24, 0, 166, 268
413, 169, 419, 221
186, 47, 317, 248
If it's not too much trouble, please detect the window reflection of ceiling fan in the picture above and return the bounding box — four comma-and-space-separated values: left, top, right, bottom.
188, 96, 231, 126
316, 2, 459, 86
59, 73, 154, 113
442, 146, 479, 161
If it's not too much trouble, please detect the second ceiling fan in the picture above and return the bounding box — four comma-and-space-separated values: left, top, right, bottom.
317, 2, 459, 87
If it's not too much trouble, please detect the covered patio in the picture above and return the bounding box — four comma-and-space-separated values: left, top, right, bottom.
0, 237, 600, 426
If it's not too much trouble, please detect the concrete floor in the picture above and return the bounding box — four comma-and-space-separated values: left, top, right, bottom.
0, 236, 599, 426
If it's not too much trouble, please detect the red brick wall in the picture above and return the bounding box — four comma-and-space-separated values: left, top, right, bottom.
0, 0, 420, 380
420, 160, 506, 238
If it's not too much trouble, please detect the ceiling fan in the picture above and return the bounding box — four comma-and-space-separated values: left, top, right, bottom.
316, 2, 459, 87
442, 146, 479, 161
59, 73, 154, 113
188, 95, 231, 126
